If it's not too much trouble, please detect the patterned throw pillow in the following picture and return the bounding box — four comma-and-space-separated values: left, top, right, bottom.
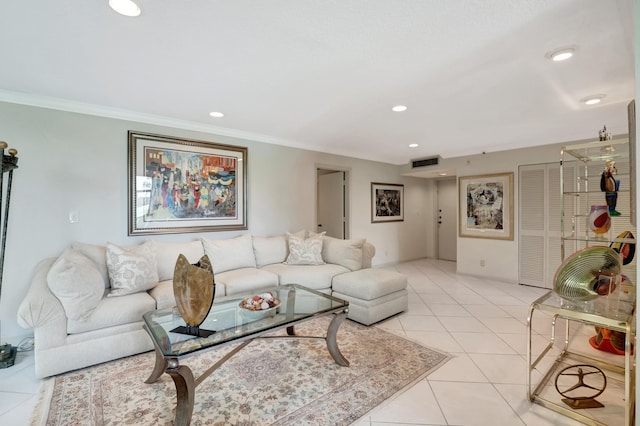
106, 241, 159, 297
285, 233, 325, 265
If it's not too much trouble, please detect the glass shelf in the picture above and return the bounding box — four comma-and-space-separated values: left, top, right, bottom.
527, 291, 635, 426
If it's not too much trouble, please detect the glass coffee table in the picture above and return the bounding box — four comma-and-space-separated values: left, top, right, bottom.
142, 284, 350, 426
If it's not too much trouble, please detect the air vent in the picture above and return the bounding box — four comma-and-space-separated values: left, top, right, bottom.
412, 157, 439, 168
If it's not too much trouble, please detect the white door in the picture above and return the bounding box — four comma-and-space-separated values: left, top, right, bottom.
317, 171, 344, 238
437, 178, 457, 261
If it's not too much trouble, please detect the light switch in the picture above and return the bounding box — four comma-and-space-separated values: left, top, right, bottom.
69, 211, 79, 223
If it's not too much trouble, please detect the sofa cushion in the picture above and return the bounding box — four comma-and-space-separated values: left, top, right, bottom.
332, 268, 407, 301
148, 240, 205, 281
285, 233, 325, 265
332, 289, 408, 325
67, 290, 156, 334
262, 263, 349, 290
47, 248, 106, 321
106, 241, 159, 297
149, 279, 222, 310
215, 268, 279, 296
201, 234, 256, 274
322, 237, 365, 271
252, 235, 288, 267
71, 242, 110, 288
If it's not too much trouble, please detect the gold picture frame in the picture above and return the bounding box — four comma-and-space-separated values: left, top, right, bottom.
458, 172, 513, 240
128, 131, 247, 235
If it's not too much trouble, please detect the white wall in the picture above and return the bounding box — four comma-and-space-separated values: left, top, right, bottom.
0, 101, 431, 341
404, 138, 615, 283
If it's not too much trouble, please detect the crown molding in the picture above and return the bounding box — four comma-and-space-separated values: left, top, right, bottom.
0, 89, 401, 165
0, 89, 292, 145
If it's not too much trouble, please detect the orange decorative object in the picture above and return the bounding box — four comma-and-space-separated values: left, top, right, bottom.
589, 327, 631, 356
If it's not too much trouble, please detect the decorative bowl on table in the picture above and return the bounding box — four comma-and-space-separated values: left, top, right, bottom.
239, 292, 281, 320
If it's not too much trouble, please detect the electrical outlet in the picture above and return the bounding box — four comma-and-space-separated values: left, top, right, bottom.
480, 260, 485, 267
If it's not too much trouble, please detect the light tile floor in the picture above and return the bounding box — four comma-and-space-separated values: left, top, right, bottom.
0, 258, 628, 425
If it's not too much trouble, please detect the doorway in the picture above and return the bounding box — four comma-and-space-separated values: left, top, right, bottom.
437, 178, 457, 261
316, 168, 349, 239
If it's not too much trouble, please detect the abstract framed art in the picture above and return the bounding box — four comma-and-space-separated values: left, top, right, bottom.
371, 182, 404, 223
128, 131, 247, 235
458, 172, 513, 240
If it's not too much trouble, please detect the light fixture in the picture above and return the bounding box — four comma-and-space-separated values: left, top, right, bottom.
409, 143, 419, 148
545, 46, 576, 62
209, 111, 224, 118
109, 0, 141, 17
581, 95, 605, 105
392, 105, 407, 112
439, 172, 448, 176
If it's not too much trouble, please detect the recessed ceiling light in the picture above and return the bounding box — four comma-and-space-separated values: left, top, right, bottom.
545, 46, 576, 62
409, 143, 419, 148
392, 105, 407, 112
109, 0, 141, 16
209, 111, 224, 118
581, 95, 605, 105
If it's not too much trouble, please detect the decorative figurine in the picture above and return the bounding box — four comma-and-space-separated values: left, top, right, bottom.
598, 125, 612, 141
600, 159, 621, 216
555, 364, 607, 409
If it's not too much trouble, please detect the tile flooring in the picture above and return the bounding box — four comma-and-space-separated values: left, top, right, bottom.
0, 258, 628, 425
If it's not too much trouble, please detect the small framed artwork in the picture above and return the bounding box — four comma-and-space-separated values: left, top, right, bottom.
128, 131, 247, 235
371, 183, 404, 223
459, 172, 514, 240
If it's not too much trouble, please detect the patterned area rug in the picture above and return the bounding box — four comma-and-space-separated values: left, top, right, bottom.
31, 317, 450, 425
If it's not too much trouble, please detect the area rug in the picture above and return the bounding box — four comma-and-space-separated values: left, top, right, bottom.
30, 317, 450, 425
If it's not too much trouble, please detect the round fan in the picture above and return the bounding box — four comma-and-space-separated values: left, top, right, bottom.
554, 247, 622, 301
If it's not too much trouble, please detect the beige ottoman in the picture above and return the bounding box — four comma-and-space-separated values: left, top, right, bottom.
332, 268, 408, 325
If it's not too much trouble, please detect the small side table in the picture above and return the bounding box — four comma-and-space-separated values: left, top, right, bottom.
527, 291, 635, 426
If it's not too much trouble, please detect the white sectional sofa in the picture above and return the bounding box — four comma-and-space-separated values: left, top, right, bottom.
17, 232, 408, 378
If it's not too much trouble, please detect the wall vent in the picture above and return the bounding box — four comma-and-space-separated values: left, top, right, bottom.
412, 157, 439, 168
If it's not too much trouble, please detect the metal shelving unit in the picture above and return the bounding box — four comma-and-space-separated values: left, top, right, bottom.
526, 138, 636, 425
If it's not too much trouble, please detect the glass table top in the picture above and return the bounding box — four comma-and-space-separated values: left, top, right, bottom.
531, 290, 635, 332
143, 284, 349, 357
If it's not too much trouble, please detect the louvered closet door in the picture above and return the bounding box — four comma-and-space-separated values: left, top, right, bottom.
518, 162, 575, 288
549, 163, 575, 282
519, 165, 546, 287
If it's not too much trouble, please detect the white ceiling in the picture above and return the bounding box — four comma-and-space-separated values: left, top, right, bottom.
0, 0, 635, 165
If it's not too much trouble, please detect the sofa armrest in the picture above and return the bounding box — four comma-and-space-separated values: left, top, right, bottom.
17, 258, 66, 329
362, 242, 375, 269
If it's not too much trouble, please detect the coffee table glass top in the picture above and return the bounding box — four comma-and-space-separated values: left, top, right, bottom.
143, 284, 348, 357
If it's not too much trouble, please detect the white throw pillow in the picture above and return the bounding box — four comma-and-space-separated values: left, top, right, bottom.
321, 236, 365, 271
147, 240, 205, 281
106, 241, 159, 297
285, 233, 325, 265
252, 235, 288, 267
70, 242, 110, 288
47, 248, 105, 320
201, 234, 257, 274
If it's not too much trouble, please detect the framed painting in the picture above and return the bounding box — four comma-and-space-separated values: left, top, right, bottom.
371, 183, 404, 223
128, 131, 247, 235
458, 172, 513, 240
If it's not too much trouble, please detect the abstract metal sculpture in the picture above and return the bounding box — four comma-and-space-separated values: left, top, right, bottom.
555, 364, 607, 409
170, 254, 216, 337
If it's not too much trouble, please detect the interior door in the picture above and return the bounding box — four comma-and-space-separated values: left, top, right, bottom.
437, 178, 457, 261
317, 171, 344, 238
